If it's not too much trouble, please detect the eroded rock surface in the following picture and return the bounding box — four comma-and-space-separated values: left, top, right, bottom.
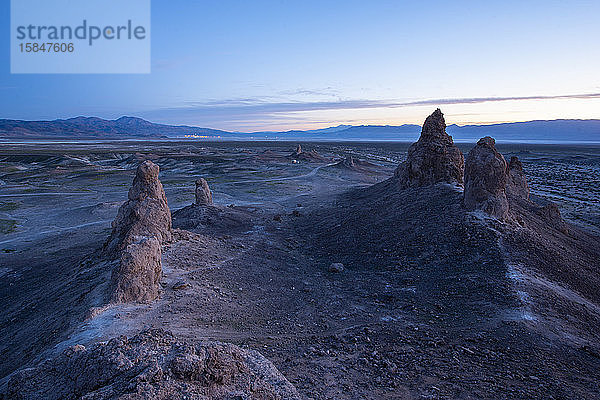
110, 236, 162, 303
463, 136, 510, 220
287, 145, 326, 162
538, 203, 569, 234
104, 160, 172, 256
394, 109, 464, 188
0, 329, 300, 400
342, 155, 355, 168
102, 161, 172, 304
506, 156, 530, 199
195, 178, 213, 206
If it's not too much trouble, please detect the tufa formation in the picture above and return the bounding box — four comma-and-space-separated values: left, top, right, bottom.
104, 160, 172, 255
195, 178, 213, 206
395, 109, 464, 188
293, 144, 302, 156
288, 144, 326, 162
342, 155, 356, 168
463, 137, 510, 220
463, 137, 566, 229
506, 156, 530, 199
109, 236, 162, 303
1, 329, 301, 400
104, 161, 172, 304
538, 203, 569, 234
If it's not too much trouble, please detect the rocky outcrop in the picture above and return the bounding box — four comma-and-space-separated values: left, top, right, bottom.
463, 137, 510, 220
538, 203, 569, 234
173, 181, 255, 235
287, 145, 326, 162
1, 329, 301, 400
104, 161, 172, 255
110, 236, 162, 303
342, 155, 355, 168
293, 144, 302, 156
332, 155, 378, 173
506, 156, 530, 199
394, 109, 464, 188
195, 178, 213, 206
102, 161, 172, 304
464, 139, 570, 230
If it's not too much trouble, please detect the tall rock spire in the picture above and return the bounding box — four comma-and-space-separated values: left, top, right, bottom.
103, 160, 172, 303
395, 109, 464, 188
104, 160, 172, 255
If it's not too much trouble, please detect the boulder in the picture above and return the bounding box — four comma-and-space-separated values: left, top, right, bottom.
195, 178, 213, 206
395, 109, 464, 188
110, 236, 162, 304
103, 161, 172, 256
1, 329, 301, 400
506, 156, 530, 199
463, 137, 510, 220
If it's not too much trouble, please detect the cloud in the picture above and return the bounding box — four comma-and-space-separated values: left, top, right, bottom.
402, 93, 600, 106
138, 92, 600, 130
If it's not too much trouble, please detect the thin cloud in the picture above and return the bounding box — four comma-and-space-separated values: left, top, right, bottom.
153, 92, 600, 115
403, 93, 600, 106
138, 92, 600, 130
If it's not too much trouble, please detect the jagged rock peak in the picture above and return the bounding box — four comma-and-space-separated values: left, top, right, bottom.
463, 136, 510, 220
506, 156, 530, 199
394, 109, 464, 188
477, 136, 496, 147
420, 108, 450, 140
103, 160, 172, 256
195, 178, 213, 206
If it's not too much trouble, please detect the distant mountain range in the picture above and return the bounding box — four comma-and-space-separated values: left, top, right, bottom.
1, 116, 599, 143
0, 116, 228, 139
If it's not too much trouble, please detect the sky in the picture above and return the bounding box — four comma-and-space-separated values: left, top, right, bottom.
1, 0, 599, 132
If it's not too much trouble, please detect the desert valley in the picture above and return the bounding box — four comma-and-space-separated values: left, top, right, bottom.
0, 110, 599, 399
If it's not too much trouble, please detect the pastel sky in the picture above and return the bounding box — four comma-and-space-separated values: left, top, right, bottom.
1, 0, 599, 131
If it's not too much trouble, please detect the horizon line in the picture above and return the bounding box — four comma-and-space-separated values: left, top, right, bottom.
1, 114, 600, 134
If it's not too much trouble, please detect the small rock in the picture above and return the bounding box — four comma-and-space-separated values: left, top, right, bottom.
172, 281, 191, 290
329, 263, 344, 273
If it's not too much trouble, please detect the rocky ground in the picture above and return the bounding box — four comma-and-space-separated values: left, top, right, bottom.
1, 130, 600, 399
